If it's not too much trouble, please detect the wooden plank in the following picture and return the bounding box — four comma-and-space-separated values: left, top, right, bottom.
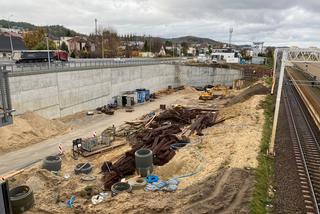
81, 143, 127, 157
1, 169, 24, 180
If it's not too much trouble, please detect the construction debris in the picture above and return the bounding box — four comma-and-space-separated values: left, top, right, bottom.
5, 85, 267, 213
102, 106, 222, 190
72, 126, 117, 158
189, 112, 217, 136
96, 106, 115, 115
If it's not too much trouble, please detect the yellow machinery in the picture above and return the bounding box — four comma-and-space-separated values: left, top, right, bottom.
199, 85, 229, 100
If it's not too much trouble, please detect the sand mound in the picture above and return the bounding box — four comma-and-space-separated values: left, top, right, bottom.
226, 83, 269, 106
183, 85, 199, 93
0, 112, 70, 153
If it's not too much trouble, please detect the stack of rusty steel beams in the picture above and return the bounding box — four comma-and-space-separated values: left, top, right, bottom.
102, 106, 220, 190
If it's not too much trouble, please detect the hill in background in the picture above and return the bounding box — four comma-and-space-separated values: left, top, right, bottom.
0, 19, 79, 38
170, 36, 221, 45
0, 20, 226, 45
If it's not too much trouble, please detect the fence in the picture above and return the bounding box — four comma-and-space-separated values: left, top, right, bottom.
2, 58, 183, 73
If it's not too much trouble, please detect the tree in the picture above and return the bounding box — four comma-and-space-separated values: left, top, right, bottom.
33, 40, 56, 50
23, 27, 46, 49
240, 49, 252, 61
181, 42, 189, 56
102, 27, 120, 58
60, 41, 69, 52
165, 40, 172, 47
143, 40, 149, 52
66, 30, 71, 37
151, 38, 162, 53
70, 51, 76, 58
23, 27, 56, 50
208, 45, 212, 54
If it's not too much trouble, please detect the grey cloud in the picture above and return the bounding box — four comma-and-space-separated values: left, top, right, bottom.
0, 0, 319, 47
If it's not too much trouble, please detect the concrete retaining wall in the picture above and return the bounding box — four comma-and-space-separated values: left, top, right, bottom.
9, 64, 242, 118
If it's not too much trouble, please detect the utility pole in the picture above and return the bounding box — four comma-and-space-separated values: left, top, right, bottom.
229, 27, 233, 49
95, 18, 97, 35
149, 35, 151, 53
7, 16, 14, 60
45, 34, 51, 68
101, 32, 104, 58
172, 38, 174, 58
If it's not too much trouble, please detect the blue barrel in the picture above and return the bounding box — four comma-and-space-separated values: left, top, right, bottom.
145, 90, 150, 101
136, 89, 146, 103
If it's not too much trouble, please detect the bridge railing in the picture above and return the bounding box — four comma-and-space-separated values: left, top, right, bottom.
2, 58, 184, 73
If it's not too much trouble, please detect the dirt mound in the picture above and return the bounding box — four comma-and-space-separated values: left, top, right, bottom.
226, 83, 269, 106
184, 85, 199, 93
179, 168, 254, 214
0, 112, 70, 153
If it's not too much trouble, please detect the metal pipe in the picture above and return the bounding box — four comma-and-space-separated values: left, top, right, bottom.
3, 71, 12, 110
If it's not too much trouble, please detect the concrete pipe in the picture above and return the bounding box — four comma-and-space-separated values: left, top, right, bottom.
135, 149, 153, 177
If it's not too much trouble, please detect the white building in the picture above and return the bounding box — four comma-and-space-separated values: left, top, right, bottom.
187, 47, 196, 56
211, 51, 240, 64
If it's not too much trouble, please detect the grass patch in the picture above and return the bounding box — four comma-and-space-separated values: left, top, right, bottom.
250, 93, 275, 213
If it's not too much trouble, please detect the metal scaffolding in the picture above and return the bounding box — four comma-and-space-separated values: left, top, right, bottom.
0, 65, 14, 127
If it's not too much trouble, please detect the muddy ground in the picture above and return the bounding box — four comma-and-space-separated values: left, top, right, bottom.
7, 84, 267, 214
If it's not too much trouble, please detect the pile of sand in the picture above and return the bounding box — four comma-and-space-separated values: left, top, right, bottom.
183, 85, 199, 93
226, 83, 269, 106
0, 112, 70, 153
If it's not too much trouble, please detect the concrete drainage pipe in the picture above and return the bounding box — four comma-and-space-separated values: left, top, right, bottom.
74, 163, 93, 175
128, 177, 147, 190
9, 185, 34, 214
42, 155, 62, 171
111, 182, 132, 194
135, 149, 153, 177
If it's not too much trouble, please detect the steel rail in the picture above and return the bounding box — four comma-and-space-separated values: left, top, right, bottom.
284, 76, 320, 213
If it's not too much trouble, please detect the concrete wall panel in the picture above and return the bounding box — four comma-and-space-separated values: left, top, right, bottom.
9, 65, 242, 118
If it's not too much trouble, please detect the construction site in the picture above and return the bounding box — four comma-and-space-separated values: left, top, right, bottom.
0, 60, 274, 213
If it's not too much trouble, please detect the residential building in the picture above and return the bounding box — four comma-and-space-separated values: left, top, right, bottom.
139, 52, 155, 57
187, 47, 196, 56
159, 45, 166, 56
0, 34, 26, 59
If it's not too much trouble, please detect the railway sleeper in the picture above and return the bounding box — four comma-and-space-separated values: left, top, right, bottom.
305, 157, 320, 162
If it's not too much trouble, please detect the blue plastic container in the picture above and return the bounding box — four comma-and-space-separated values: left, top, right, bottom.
144, 90, 150, 101
136, 88, 147, 103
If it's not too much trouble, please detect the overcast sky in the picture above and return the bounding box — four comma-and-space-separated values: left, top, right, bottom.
1, 0, 320, 47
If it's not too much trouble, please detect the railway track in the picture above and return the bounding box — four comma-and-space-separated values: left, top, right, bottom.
284, 75, 320, 213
